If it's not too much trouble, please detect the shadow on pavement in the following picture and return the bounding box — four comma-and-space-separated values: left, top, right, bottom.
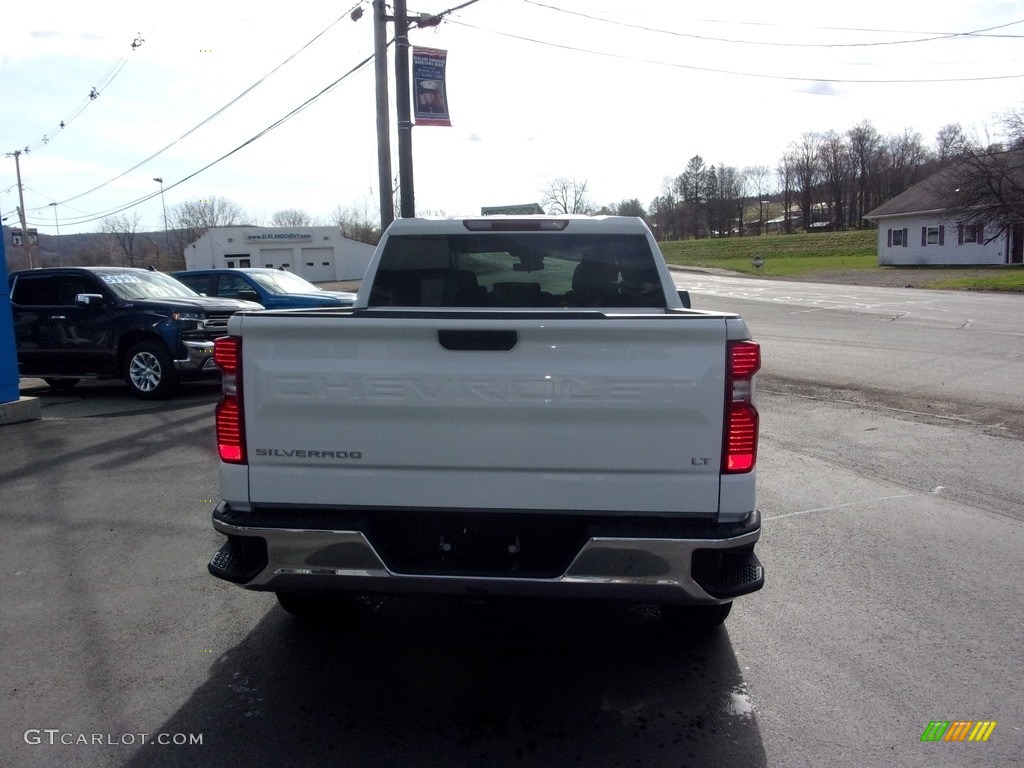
124, 597, 767, 768
18, 378, 220, 419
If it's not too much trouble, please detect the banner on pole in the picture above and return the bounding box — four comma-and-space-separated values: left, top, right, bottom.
412, 47, 451, 127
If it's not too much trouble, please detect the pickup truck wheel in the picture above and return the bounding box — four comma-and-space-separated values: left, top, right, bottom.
123, 342, 177, 400
662, 602, 732, 631
43, 378, 80, 391
275, 591, 359, 623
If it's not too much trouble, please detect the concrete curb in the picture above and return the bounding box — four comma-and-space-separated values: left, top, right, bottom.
0, 396, 41, 425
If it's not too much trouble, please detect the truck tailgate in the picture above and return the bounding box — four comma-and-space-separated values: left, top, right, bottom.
238, 312, 729, 515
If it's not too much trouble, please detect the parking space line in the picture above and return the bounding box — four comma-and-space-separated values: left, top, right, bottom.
763, 493, 917, 522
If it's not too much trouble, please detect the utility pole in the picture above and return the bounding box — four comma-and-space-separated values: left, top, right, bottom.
394, 0, 415, 218
6, 149, 33, 269
373, 0, 395, 230
48, 202, 60, 238
48, 202, 61, 265
154, 177, 170, 270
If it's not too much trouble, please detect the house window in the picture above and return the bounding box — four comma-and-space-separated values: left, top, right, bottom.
961, 224, 983, 244
226, 260, 235, 268
240, 258, 251, 268
921, 225, 945, 246
887, 228, 908, 247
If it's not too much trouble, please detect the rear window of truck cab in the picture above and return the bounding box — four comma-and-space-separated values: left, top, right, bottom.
368, 233, 663, 308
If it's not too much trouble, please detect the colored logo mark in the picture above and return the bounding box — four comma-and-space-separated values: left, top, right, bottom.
921, 721, 996, 742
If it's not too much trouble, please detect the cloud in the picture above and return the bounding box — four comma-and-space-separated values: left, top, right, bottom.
29, 30, 103, 41
798, 81, 842, 97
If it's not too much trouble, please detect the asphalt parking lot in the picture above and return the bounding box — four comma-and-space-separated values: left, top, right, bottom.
4, 267, 1023, 768
2, 380, 768, 767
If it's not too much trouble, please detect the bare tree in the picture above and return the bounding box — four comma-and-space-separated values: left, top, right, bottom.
884, 128, 930, 201
935, 123, 967, 165
101, 212, 143, 267
648, 178, 682, 241
791, 132, 824, 230
847, 121, 884, 227
727, 166, 747, 236
615, 198, 647, 217
775, 153, 795, 234
934, 108, 1024, 243
270, 208, 315, 227
705, 164, 744, 237
170, 196, 249, 259
541, 178, 594, 215
743, 166, 772, 234
1001, 108, 1024, 150
818, 131, 852, 231
331, 202, 382, 245
140, 235, 166, 269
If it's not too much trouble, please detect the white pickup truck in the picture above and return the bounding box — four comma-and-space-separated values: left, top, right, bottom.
208, 216, 763, 627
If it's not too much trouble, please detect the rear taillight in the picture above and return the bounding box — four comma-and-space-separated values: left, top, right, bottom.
214, 336, 246, 464
724, 341, 760, 473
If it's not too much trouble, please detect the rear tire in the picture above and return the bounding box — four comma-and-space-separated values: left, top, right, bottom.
275, 592, 360, 623
662, 602, 732, 632
123, 342, 177, 399
43, 378, 80, 391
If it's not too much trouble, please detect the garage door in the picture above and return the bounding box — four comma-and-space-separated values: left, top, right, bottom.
301, 247, 334, 282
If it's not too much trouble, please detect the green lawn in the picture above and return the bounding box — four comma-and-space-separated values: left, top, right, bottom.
657, 230, 1024, 291
658, 230, 877, 276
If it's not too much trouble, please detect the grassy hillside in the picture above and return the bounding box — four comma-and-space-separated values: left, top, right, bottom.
657, 230, 1023, 291
657, 230, 877, 277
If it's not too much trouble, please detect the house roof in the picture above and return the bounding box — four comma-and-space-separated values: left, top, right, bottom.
864, 170, 953, 219
865, 150, 1024, 220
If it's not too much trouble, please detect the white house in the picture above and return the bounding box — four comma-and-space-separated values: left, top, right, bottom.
184, 226, 375, 282
865, 172, 1023, 266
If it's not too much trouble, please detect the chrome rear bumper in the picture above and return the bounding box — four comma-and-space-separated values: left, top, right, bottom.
209, 506, 763, 605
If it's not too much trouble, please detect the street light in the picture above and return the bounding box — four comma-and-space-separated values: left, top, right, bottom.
153, 177, 170, 269
49, 202, 61, 264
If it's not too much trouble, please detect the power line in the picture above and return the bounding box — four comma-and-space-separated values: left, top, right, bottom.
45, 52, 376, 228
24, 40, 144, 155
12, 0, 489, 229
51, 2, 368, 209
521, 1, 1024, 48
447, 18, 1024, 84
21, 0, 473, 228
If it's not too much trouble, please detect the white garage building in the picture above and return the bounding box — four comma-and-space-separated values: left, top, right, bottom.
184, 226, 375, 282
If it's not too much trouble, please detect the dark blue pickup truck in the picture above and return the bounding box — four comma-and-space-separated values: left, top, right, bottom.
172, 268, 356, 309
8, 266, 260, 398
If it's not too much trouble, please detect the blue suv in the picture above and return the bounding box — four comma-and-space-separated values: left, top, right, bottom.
172, 268, 355, 309
8, 267, 260, 398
